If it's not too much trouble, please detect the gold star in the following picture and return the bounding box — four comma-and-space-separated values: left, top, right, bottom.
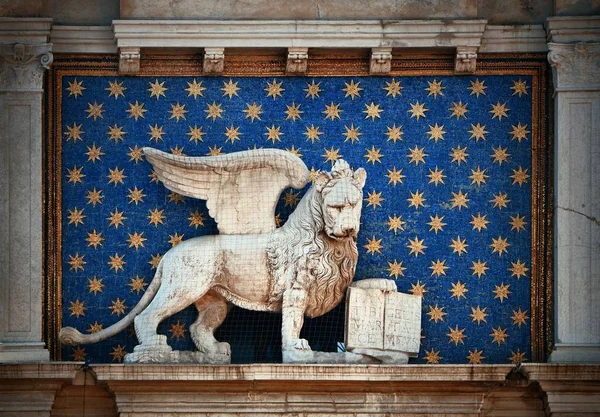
304, 79, 323, 99
185, 78, 206, 98
220, 124, 241, 144
511, 79, 529, 97
407, 236, 427, 257
493, 283, 511, 302
387, 214, 406, 234
427, 123, 446, 142
471, 260, 488, 278
450, 190, 469, 210
169, 102, 188, 122
342, 79, 362, 100
387, 260, 406, 279
285, 102, 303, 121
408, 101, 428, 120
283, 190, 298, 207
364, 146, 383, 164
109, 297, 127, 316
450, 280, 468, 300
67, 208, 86, 226
127, 100, 147, 120
509, 259, 529, 279
509, 214, 527, 232
490, 236, 510, 256
129, 276, 148, 294
341, 124, 362, 144
67, 166, 85, 184
106, 80, 126, 99
407, 146, 427, 165
169, 321, 186, 340
67, 78, 86, 98
407, 190, 426, 209
86, 143, 104, 163
425, 79, 444, 98
286, 145, 302, 158
491, 146, 510, 165
468, 123, 488, 142
148, 254, 162, 269
511, 308, 529, 327
322, 146, 341, 164
221, 79, 240, 98
108, 253, 126, 273
365, 190, 384, 209
510, 122, 530, 142
469, 166, 489, 186
385, 123, 404, 143
323, 102, 343, 120
127, 186, 145, 205
107, 167, 126, 186
168, 192, 185, 204
410, 281, 427, 297
447, 325, 466, 346
265, 78, 284, 99
86, 229, 104, 249
127, 231, 147, 250
86, 101, 104, 121
186, 124, 206, 144
205, 101, 224, 121
427, 304, 447, 323
467, 349, 485, 364
72, 346, 86, 361
128, 145, 144, 164
383, 78, 403, 97
363, 236, 383, 255
424, 348, 442, 364
304, 124, 323, 143
86, 188, 103, 207
449, 146, 469, 165
106, 123, 126, 143
490, 192, 511, 210
68, 253, 86, 272
242, 102, 262, 122
470, 306, 488, 324
88, 277, 104, 295
363, 102, 383, 121
170, 145, 185, 156
430, 259, 449, 278
69, 299, 86, 317
427, 166, 446, 186
148, 123, 165, 143
107, 208, 127, 228
148, 79, 167, 100
168, 233, 184, 247
264, 125, 283, 144
490, 326, 508, 345
109, 345, 127, 362
88, 321, 103, 333
468, 78, 487, 97
490, 101, 510, 120
386, 167, 405, 186
188, 209, 206, 229
509, 349, 527, 365
427, 214, 447, 234
511, 166, 530, 186
207, 145, 223, 156
450, 236, 468, 256
149, 171, 159, 184
449, 101, 468, 119
65, 122, 85, 142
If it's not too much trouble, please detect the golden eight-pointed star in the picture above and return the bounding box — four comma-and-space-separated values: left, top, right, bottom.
265, 78, 284, 99
427, 304, 447, 323
86, 144, 104, 163
386, 123, 404, 143
447, 325, 467, 346
127, 100, 147, 120
323, 102, 343, 120
490, 236, 510, 256
387, 260, 406, 279
386, 167, 405, 186
304, 79, 322, 99
509, 259, 529, 279
450, 236, 468, 256
86, 229, 104, 249
67, 79, 86, 98
186, 79, 206, 98
129, 276, 148, 294
493, 283, 511, 302
285, 102, 303, 121
511, 308, 529, 327
106, 80, 126, 99
364, 146, 383, 164
383, 79, 403, 97
387, 214, 406, 234
88, 277, 104, 295
427, 166, 446, 186
468, 78, 487, 97
86, 101, 104, 121
365, 190, 384, 209
424, 349, 442, 364
408, 101, 428, 120
148, 79, 167, 100
407, 236, 427, 257
470, 306, 488, 324
471, 260, 488, 278
410, 281, 427, 296
342, 80, 363, 100
490, 326, 508, 345
363, 236, 383, 255
343, 124, 362, 143
69, 299, 86, 317
363, 102, 383, 121
109, 298, 127, 316
450, 281, 468, 300
511, 79, 529, 97
427, 214, 446, 234
221, 79, 240, 98
467, 349, 485, 364
429, 259, 449, 277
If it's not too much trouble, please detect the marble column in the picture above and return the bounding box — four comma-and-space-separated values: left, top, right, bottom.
0, 18, 53, 362
546, 16, 600, 363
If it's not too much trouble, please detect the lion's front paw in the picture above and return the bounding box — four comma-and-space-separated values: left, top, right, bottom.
284, 338, 312, 352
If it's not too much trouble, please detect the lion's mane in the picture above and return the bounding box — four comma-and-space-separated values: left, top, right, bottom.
266, 182, 359, 318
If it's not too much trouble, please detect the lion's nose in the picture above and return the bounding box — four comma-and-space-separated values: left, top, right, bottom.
343, 227, 356, 236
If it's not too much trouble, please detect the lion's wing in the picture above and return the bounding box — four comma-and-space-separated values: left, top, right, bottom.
143, 147, 309, 234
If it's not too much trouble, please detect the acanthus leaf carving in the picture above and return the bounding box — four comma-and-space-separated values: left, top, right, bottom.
0, 43, 53, 91
548, 42, 600, 90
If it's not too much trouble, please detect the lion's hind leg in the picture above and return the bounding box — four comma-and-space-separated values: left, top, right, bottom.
190, 291, 231, 358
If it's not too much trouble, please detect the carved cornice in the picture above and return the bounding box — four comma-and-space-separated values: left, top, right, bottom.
547, 42, 600, 91
0, 43, 53, 91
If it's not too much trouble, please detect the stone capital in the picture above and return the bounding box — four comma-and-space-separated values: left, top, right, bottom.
0, 44, 53, 92
547, 42, 600, 91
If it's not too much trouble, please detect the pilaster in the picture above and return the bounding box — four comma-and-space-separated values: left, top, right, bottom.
0, 18, 53, 363
545, 16, 600, 363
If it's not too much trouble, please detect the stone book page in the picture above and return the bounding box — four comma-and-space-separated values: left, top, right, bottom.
383, 292, 421, 355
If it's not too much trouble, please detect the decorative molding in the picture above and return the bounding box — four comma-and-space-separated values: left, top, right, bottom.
369, 47, 392, 75
286, 47, 308, 74
203, 47, 224, 74
480, 25, 548, 53
454, 46, 477, 73
545, 16, 600, 44
0, 18, 53, 45
51, 26, 117, 54
119, 46, 141, 74
548, 42, 600, 91
0, 43, 53, 91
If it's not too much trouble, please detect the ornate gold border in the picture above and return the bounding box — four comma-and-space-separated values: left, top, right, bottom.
45, 54, 552, 362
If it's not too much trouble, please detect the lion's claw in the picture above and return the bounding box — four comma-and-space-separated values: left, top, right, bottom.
284, 338, 312, 352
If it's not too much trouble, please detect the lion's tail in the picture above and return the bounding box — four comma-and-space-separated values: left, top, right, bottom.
59, 259, 164, 345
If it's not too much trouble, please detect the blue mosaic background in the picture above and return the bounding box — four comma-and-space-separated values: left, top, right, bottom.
60, 75, 533, 364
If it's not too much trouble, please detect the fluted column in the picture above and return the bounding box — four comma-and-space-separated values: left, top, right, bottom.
0, 18, 53, 362
546, 16, 600, 363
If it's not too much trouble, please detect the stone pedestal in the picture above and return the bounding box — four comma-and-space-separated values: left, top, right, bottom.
0, 18, 53, 363
546, 16, 600, 363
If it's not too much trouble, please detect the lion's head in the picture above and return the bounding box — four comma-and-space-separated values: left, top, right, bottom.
315, 160, 366, 240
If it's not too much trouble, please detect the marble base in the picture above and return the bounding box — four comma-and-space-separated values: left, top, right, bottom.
548, 344, 600, 363
282, 350, 378, 364
124, 345, 230, 364
0, 342, 50, 363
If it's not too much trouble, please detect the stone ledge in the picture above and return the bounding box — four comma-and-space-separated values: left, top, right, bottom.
50, 25, 117, 54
